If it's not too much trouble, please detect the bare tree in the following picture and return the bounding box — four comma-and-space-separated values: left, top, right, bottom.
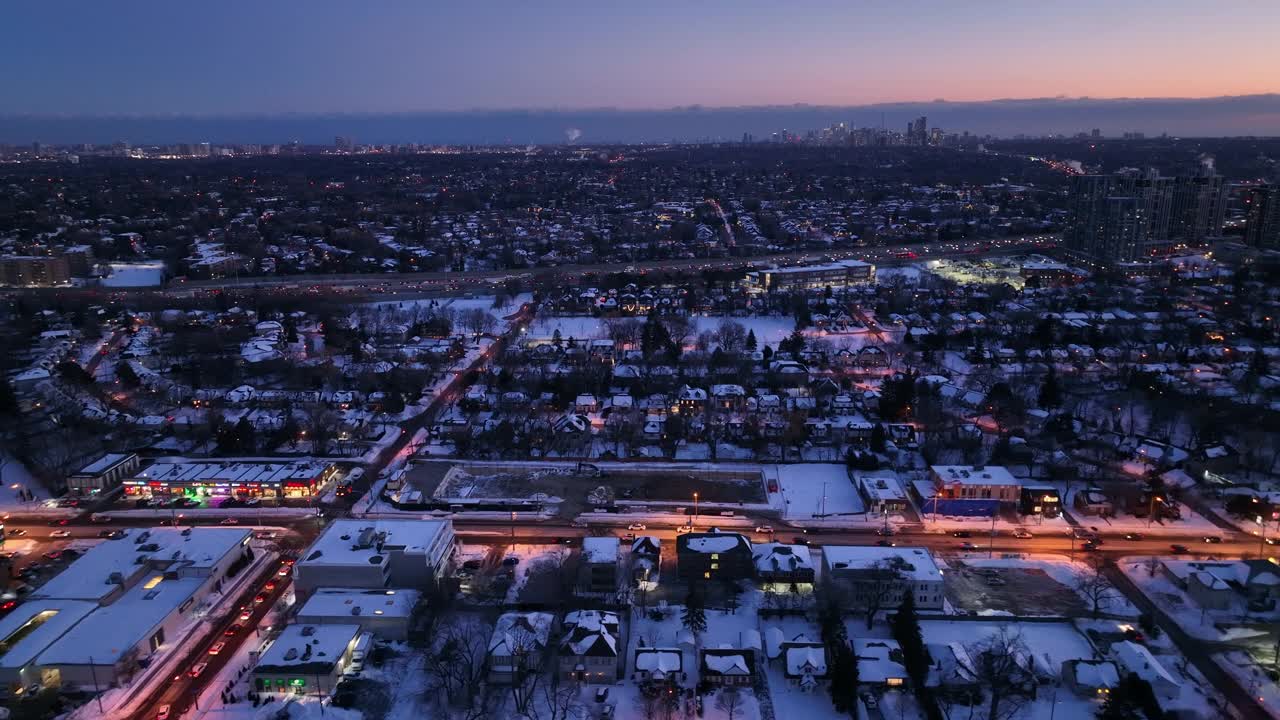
1074, 556, 1117, 618
527, 678, 587, 720
966, 628, 1034, 720
845, 556, 909, 629
636, 683, 681, 720
423, 616, 493, 711
715, 687, 745, 720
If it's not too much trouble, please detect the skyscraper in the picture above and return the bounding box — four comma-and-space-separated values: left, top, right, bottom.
1064, 168, 1224, 265
1245, 185, 1280, 249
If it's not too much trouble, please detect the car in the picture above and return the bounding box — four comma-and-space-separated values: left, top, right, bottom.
1203, 536, 1223, 544
875, 527, 895, 537
188, 663, 208, 678
254, 530, 278, 540
1266, 537, 1279, 546
570, 520, 588, 528
1012, 529, 1033, 539
501, 557, 520, 566
1123, 628, 1145, 643
1081, 541, 1100, 551
157, 705, 172, 720
50, 530, 72, 538
265, 580, 278, 591
1, 599, 18, 613
1123, 533, 1145, 541
224, 624, 243, 637
959, 542, 978, 550
462, 559, 483, 570
595, 688, 610, 704
862, 693, 878, 709
253, 593, 268, 604
42, 550, 63, 561
876, 539, 896, 547
208, 641, 226, 655
793, 536, 811, 546
676, 525, 693, 533
48, 518, 70, 526
754, 525, 774, 534
626, 523, 646, 531
220, 517, 240, 525
90, 514, 112, 524
952, 531, 972, 538
239, 608, 253, 622
1170, 544, 1190, 554
7, 529, 26, 537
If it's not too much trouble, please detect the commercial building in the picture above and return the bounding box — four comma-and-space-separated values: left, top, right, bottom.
68, 453, 140, 496
252, 624, 363, 697
293, 519, 456, 595
0, 600, 97, 694
295, 588, 420, 642
747, 259, 875, 292
124, 459, 338, 500
821, 546, 944, 612
14, 527, 252, 691
925, 464, 1022, 516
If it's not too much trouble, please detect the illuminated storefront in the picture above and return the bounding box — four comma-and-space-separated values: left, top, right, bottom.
124, 460, 338, 500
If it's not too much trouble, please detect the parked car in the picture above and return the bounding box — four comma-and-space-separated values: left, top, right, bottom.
1170, 544, 1190, 554
1012, 529, 1033, 539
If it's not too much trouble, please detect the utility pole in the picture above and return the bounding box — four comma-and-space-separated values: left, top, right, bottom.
88, 656, 104, 714
989, 506, 997, 558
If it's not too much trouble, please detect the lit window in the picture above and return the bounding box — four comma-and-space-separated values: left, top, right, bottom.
143, 575, 164, 590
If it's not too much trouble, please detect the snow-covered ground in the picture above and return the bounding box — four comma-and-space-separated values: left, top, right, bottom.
1216, 650, 1280, 720
960, 554, 1139, 617
1119, 557, 1278, 641
0, 452, 51, 512
100, 261, 166, 288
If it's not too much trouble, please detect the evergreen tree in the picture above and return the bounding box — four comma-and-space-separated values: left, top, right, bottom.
870, 423, 887, 453
552, 328, 563, 348
681, 590, 708, 635
829, 644, 859, 714
0, 380, 16, 416
890, 593, 929, 687
1038, 365, 1063, 409
745, 329, 757, 352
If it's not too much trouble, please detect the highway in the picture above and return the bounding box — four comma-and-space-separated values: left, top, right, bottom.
6, 234, 1057, 301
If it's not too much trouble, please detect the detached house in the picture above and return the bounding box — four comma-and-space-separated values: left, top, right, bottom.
752, 543, 815, 586
559, 610, 620, 683
488, 612, 555, 684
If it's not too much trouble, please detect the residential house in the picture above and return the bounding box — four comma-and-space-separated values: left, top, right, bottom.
580, 537, 620, 594
853, 639, 908, 689
701, 648, 755, 686
1063, 660, 1120, 698
631, 536, 661, 588
559, 610, 620, 683
633, 647, 684, 687
1111, 641, 1180, 698
488, 612, 555, 684
752, 543, 815, 586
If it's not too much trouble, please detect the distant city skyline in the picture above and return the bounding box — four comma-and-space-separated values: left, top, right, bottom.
2, 0, 1278, 117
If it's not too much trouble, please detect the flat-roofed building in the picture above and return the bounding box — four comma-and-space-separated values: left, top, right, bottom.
748, 259, 875, 292
295, 588, 420, 641
252, 624, 363, 697
294, 519, 456, 595
68, 453, 140, 496
821, 546, 944, 612
125, 459, 338, 500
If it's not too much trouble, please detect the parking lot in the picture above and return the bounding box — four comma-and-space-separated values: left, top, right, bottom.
944, 560, 1087, 616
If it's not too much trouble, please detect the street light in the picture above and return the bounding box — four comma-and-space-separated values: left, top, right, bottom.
692, 493, 699, 531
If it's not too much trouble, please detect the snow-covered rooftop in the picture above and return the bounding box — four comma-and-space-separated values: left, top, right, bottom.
296, 588, 419, 620
299, 519, 451, 569
0, 600, 97, 670
931, 464, 1020, 486
256, 624, 362, 672
821, 546, 942, 583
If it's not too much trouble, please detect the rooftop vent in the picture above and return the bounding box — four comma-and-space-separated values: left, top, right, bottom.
284, 648, 298, 661
301, 626, 316, 636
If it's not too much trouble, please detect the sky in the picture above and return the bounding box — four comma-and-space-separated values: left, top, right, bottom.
3, 0, 1279, 116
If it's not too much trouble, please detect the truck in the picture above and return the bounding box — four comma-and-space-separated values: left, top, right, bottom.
347, 632, 374, 675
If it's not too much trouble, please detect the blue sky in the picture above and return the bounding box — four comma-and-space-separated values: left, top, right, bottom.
2, 0, 1278, 115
